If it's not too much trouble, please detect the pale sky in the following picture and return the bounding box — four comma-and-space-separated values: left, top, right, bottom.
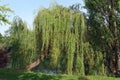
0, 0, 85, 35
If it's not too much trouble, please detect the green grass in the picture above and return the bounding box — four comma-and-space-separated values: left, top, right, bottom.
0, 68, 120, 80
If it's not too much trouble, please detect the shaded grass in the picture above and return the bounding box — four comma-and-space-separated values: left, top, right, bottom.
0, 68, 120, 80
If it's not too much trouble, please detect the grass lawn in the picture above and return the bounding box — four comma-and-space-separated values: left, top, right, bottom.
0, 68, 120, 80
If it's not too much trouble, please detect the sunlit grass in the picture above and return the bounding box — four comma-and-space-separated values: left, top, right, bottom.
0, 68, 119, 80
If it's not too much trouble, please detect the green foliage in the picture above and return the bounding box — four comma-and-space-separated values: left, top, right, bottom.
84, 42, 105, 75
83, 42, 94, 75
34, 5, 85, 75
4, 2, 120, 77
7, 17, 36, 69
0, 68, 23, 80
93, 51, 104, 75
0, 1, 13, 25
84, 0, 120, 75
0, 68, 119, 80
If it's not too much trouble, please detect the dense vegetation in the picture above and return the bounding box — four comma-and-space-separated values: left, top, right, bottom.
0, 0, 120, 79
0, 1, 13, 25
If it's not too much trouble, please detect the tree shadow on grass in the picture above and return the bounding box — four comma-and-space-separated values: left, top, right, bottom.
78, 76, 90, 80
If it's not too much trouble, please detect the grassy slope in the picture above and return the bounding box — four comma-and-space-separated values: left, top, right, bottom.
0, 68, 120, 80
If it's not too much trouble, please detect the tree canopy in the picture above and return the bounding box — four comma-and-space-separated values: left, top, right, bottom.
0, 1, 13, 25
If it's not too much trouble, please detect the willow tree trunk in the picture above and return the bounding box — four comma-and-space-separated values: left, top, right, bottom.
24, 56, 41, 70
24, 52, 47, 70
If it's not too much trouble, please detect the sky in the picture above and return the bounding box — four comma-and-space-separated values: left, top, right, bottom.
0, 0, 85, 35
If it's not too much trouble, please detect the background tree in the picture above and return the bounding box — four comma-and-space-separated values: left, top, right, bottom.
6, 17, 36, 69
84, 0, 120, 75
0, 1, 13, 25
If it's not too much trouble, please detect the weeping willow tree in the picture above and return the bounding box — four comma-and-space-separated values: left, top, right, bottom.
8, 17, 36, 69
34, 5, 85, 75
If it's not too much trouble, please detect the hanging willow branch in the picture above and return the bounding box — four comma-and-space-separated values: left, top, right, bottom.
33, 5, 85, 74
